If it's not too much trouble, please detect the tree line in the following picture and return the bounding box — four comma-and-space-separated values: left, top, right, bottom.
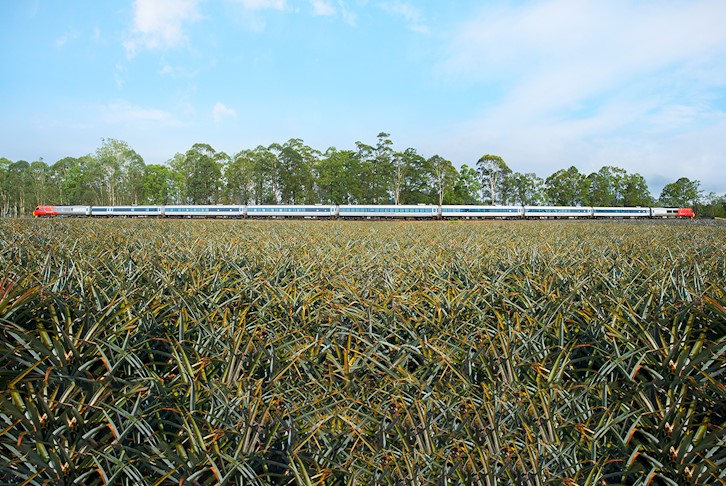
1, 133, 723, 217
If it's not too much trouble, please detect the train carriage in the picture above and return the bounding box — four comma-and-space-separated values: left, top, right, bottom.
338, 205, 438, 219
164, 205, 244, 218
524, 206, 593, 218
91, 206, 163, 217
440, 205, 523, 219
592, 207, 651, 218
246, 205, 336, 218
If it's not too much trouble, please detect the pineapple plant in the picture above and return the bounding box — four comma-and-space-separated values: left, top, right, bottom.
0, 218, 724, 484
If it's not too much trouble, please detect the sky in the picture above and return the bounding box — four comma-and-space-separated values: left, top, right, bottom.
1, 0, 726, 196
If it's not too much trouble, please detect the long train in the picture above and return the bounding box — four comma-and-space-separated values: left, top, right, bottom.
33, 204, 696, 219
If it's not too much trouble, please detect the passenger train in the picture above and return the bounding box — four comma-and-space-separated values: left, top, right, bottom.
33, 204, 696, 219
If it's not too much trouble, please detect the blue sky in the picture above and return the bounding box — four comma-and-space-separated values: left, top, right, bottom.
2, 0, 725, 195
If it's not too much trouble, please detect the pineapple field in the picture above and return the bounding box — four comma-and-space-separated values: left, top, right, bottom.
1, 218, 724, 485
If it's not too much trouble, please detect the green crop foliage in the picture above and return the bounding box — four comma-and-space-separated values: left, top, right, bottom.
0, 219, 724, 485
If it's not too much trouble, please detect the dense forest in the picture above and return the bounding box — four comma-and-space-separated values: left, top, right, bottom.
2, 133, 723, 217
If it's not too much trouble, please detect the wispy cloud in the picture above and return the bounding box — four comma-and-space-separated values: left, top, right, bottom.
378, 1, 427, 33
225, 0, 289, 32
309, 0, 355, 25
441, 0, 726, 107
123, 0, 200, 57
54, 29, 80, 47
114, 64, 127, 89
159, 61, 200, 78
212, 102, 237, 122
434, 0, 726, 190
231, 0, 287, 11
310, 0, 335, 16
101, 100, 182, 126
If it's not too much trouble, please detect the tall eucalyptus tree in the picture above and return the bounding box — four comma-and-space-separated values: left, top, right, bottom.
427, 155, 458, 206
95, 138, 145, 205
181, 143, 225, 204
477, 154, 510, 204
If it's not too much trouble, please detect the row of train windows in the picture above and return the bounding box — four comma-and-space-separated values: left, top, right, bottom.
94, 207, 159, 212
340, 208, 434, 213
593, 209, 648, 213
526, 209, 590, 213
442, 208, 520, 213
247, 207, 333, 212
166, 208, 240, 212
96, 207, 336, 213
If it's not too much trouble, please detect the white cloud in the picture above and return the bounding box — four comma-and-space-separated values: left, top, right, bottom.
114, 64, 127, 89
159, 61, 200, 78
213, 102, 237, 122
54, 30, 80, 47
308, 0, 356, 25
101, 101, 182, 126
310, 0, 335, 16
232, 0, 287, 11
378, 1, 427, 33
339, 5, 356, 26
226, 0, 290, 31
441, 0, 726, 107
123, 0, 200, 57
433, 0, 726, 192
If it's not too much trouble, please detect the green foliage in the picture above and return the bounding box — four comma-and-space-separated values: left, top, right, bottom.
354, 133, 395, 204
504, 171, 544, 205
225, 150, 255, 205
585, 166, 626, 206
621, 172, 653, 206
181, 144, 226, 205
583, 166, 654, 208
95, 138, 146, 206
476, 154, 511, 204
28, 161, 52, 210
315, 148, 358, 204
48, 156, 94, 206
3, 160, 32, 216
392, 148, 430, 205
545, 166, 588, 206
427, 155, 457, 206
660, 178, 702, 208
694, 193, 726, 219
248, 145, 281, 204
272, 139, 318, 205
447, 164, 481, 204
143, 164, 175, 205
1, 219, 724, 484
